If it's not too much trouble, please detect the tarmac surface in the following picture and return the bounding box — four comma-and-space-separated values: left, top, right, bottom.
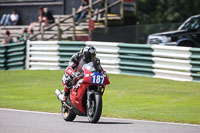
0, 108, 200, 133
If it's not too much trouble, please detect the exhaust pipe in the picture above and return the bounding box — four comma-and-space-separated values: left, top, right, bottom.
55, 89, 64, 102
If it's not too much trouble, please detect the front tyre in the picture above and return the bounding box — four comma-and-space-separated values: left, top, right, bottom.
61, 104, 76, 121
87, 93, 102, 123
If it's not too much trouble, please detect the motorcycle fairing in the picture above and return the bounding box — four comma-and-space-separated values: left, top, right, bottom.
70, 62, 110, 115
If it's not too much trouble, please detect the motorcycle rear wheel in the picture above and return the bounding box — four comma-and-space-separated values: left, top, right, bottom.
87, 93, 102, 123
61, 104, 76, 121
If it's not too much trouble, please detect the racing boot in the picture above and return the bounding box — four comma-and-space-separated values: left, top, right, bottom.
62, 90, 69, 102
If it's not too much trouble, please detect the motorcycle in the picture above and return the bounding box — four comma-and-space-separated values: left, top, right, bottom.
55, 62, 110, 123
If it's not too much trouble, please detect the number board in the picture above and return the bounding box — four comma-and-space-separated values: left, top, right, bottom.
91, 72, 105, 85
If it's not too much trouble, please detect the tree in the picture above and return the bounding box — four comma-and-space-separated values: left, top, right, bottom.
137, 0, 200, 24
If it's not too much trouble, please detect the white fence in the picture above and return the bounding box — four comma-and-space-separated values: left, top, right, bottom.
26, 41, 200, 82
26, 41, 120, 74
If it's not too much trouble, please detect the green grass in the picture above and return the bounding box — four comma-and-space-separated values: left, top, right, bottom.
0, 70, 200, 124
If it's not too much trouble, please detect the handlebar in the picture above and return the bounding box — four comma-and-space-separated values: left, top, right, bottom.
76, 73, 84, 77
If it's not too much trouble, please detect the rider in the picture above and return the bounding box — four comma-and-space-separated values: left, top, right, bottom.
61, 45, 103, 101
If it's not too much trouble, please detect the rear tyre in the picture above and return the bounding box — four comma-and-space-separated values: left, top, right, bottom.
87, 93, 102, 123
61, 104, 76, 121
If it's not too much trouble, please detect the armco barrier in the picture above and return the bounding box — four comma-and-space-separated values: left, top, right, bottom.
58, 41, 86, 69
0, 42, 25, 70
85, 41, 120, 74
0, 45, 6, 70
26, 41, 200, 82
26, 41, 120, 74
118, 43, 154, 77
27, 41, 62, 70
151, 45, 193, 81
189, 48, 200, 81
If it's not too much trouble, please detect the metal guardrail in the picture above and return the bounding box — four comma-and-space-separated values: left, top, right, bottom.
2, 40, 199, 82
26, 41, 120, 73
0, 41, 25, 70
26, 41, 200, 82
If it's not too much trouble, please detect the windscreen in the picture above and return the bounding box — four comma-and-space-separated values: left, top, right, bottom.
82, 62, 95, 72
179, 17, 200, 31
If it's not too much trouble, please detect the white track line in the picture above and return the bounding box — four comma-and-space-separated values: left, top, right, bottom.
0, 108, 199, 127
0, 108, 60, 115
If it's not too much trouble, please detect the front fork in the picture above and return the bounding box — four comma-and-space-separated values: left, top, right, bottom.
87, 86, 105, 109
87, 90, 93, 109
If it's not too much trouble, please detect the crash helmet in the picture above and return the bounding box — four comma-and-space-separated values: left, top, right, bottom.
83, 45, 96, 63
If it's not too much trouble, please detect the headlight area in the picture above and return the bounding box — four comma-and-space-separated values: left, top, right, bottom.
162, 36, 177, 46
161, 36, 171, 43
147, 35, 175, 45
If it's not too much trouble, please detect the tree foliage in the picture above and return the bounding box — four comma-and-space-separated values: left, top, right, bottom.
137, 0, 200, 24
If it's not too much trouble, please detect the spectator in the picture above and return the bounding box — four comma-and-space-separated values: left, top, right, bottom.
75, 0, 89, 22
0, 9, 19, 26
28, 29, 37, 41
2, 30, 14, 44
43, 7, 55, 27
28, 7, 45, 31
38, 6, 46, 30
29, 7, 55, 31
17, 28, 30, 42
93, 0, 105, 22
10, 9, 19, 25
0, 14, 10, 26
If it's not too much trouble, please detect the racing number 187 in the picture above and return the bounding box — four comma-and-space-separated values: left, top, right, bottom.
92, 75, 104, 84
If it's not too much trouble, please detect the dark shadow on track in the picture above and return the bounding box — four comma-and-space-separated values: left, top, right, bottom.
74, 121, 133, 125
98, 121, 133, 125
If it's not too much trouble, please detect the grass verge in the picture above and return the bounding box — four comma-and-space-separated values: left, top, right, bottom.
0, 70, 200, 124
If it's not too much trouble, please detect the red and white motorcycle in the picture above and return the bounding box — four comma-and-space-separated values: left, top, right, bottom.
55, 62, 110, 123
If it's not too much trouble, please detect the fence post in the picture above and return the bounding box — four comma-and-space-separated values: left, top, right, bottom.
89, 0, 93, 38
134, 0, 137, 16
26, 40, 30, 70
72, 8, 76, 41
41, 24, 44, 41
62, 0, 66, 15
135, 22, 139, 43
4, 45, 8, 70
120, 0, 124, 20
104, 0, 108, 27
57, 16, 61, 41
89, 0, 92, 20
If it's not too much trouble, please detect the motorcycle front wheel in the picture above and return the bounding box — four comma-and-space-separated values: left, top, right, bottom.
61, 104, 76, 121
87, 92, 102, 123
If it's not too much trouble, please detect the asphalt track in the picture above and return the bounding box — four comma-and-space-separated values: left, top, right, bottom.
0, 108, 200, 133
